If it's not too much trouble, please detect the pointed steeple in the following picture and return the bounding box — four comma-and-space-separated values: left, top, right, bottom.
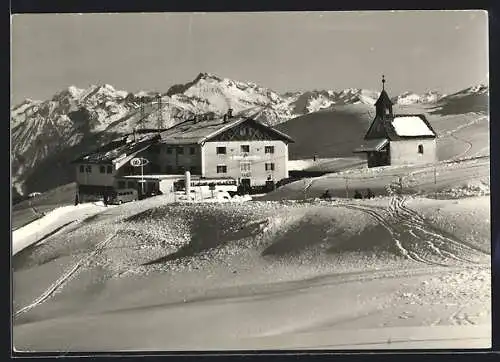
375, 74, 393, 118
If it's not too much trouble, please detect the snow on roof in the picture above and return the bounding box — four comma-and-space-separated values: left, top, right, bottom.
160, 116, 243, 145
160, 115, 294, 145
72, 132, 159, 164
391, 116, 435, 137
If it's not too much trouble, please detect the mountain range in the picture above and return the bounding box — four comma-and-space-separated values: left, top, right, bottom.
11, 72, 488, 196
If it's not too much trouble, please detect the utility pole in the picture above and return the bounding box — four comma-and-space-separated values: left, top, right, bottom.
156, 94, 162, 130
434, 167, 437, 199
140, 98, 145, 129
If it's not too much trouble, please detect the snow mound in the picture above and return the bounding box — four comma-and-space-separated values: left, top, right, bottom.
438, 180, 490, 199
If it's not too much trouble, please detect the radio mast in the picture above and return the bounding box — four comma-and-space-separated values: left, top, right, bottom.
140, 98, 145, 130
156, 94, 162, 130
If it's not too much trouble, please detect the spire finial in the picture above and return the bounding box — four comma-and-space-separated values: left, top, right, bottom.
382, 74, 386, 90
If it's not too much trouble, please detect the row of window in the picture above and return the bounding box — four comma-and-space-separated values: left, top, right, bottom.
216, 145, 275, 155
79, 161, 275, 176
216, 163, 275, 174
165, 146, 197, 155
79, 165, 113, 174
160, 145, 276, 155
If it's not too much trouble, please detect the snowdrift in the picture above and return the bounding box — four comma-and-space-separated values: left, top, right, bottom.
12, 195, 491, 351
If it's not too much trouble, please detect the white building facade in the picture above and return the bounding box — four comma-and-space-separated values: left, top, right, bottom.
156, 113, 294, 188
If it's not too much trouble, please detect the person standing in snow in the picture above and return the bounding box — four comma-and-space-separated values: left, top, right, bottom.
321, 189, 331, 200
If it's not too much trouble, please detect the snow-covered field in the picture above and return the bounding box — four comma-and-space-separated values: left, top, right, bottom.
265, 156, 489, 201
12, 202, 113, 256
12, 190, 490, 351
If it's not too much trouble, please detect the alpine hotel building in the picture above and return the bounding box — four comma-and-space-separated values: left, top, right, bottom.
72, 109, 294, 199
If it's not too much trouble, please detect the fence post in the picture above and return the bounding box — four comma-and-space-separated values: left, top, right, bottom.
434, 167, 437, 199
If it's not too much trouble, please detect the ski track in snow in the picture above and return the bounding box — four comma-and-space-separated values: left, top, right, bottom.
13, 193, 489, 319
438, 115, 487, 161
14, 227, 121, 319
335, 195, 488, 267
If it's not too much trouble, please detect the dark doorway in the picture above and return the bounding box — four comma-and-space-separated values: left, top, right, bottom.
240, 178, 251, 193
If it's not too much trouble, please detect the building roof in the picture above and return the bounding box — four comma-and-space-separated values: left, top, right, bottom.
353, 138, 389, 153
365, 114, 437, 141
159, 115, 294, 145
375, 89, 393, 107
72, 132, 160, 164
391, 116, 435, 137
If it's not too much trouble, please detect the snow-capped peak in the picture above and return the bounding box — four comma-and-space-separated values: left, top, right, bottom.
393, 90, 445, 105
195, 72, 223, 82
11, 74, 488, 198
444, 83, 488, 99
67, 85, 85, 98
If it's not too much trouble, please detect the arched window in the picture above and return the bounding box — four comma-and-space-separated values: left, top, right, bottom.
418, 144, 424, 154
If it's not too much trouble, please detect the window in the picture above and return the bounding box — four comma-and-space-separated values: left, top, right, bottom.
79, 165, 84, 173
100, 166, 106, 173
217, 165, 227, 174
106, 165, 113, 174
265, 146, 275, 154
240, 162, 251, 172
241, 145, 250, 153
177, 147, 184, 155
190, 147, 196, 155
127, 181, 135, 189
177, 166, 185, 173
190, 166, 197, 173
85, 165, 92, 173
418, 144, 424, 154
118, 181, 126, 189
265, 163, 275, 171
166, 147, 173, 154
166, 165, 173, 173
216, 146, 227, 155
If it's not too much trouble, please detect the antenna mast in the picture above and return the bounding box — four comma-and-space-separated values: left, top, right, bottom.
140, 98, 145, 130
156, 94, 162, 130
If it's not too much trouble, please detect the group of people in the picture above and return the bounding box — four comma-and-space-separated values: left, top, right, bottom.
320, 188, 375, 200
354, 188, 375, 199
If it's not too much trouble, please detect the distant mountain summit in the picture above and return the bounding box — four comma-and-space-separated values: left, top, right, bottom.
392, 91, 445, 105
10, 72, 488, 196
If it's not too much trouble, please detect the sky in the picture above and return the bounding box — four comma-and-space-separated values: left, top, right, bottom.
11, 11, 488, 105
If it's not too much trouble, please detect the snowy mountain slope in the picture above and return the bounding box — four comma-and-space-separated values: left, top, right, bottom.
11, 73, 488, 196
429, 83, 488, 116
393, 91, 445, 105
